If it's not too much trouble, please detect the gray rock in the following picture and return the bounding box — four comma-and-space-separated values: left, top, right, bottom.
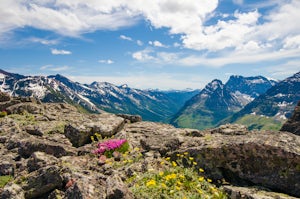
65, 114, 125, 147
106, 174, 133, 199
211, 123, 248, 135
0, 160, 15, 176
116, 114, 142, 123
27, 152, 58, 172
0, 183, 25, 199
64, 124, 93, 148
6, 103, 43, 115
22, 166, 63, 199
25, 126, 43, 136
0, 92, 11, 102
281, 101, 300, 136
223, 185, 299, 199
17, 137, 76, 158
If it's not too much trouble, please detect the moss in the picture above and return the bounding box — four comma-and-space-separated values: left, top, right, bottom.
0, 175, 13, 188
46, 122, 66, 134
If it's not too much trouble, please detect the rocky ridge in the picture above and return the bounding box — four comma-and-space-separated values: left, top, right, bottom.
0, 92, 300, 199
280, 101, 300, 136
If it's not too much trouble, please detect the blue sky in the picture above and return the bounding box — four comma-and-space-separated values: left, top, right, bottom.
0, 0, 299, 90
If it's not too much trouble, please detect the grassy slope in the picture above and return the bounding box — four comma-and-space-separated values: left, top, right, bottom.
232, 114, 285, 131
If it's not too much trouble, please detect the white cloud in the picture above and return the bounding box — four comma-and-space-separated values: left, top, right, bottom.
120, 35, 132, 41
136, 40, 143, 46
232, 0, 244, 5
266, 60, 300, 78
132, 49, 155, 61
1, 0, 300, 71
68, 73, 209, 90
40, 65, 71, 71
99, 59, 114, 64
51, 48, 72, 55
28, 37, 58, 45
149, 40, 168, 48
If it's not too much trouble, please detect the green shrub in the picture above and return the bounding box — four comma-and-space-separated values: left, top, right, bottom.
0, 175, 13, 188
0, 111, 7, 118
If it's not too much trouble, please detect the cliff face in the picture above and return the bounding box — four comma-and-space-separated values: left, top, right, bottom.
0, 92, 300, 198
281, 101, 300, 136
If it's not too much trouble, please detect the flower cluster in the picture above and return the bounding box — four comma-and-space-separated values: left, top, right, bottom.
131, 152, 227, 199
93, 139, 129, 157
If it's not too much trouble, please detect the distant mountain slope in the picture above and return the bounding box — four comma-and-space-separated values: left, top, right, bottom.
0, 69, 199, 122
224, 71, 300, 130
171, 75, 277, 130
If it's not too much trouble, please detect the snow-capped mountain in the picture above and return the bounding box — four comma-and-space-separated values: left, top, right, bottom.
226, 71, 300, 129
171, 75, 277, 130
0, 69, 198, 122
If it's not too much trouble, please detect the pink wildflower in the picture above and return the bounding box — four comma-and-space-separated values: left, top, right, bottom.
93, 139, 127, 155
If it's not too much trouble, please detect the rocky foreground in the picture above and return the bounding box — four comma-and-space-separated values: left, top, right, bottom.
0, 92, 300, 199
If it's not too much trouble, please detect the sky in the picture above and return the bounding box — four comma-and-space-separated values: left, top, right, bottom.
0, 0, 300, 90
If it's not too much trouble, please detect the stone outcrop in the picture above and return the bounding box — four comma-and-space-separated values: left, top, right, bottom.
122, 122, 300, 197
281, 101, 300, 136
1, 93, 300, 198
223, 185, 299, 199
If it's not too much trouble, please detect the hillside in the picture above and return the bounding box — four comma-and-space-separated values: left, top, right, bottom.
0, 92, 299, 198
171, 75, 277, 130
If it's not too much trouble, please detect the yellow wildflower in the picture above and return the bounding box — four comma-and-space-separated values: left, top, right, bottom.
159, 171, 164, 176
189, 157, 194, 161
176, 153, 180, 157
207, 178, 212, 183
199, 168, 204, 173
165, 157, 171, 161
175, 186, 181, 191
146, 179, 156, 187
198, 177, 204, 182
172, 161, 177, 167
193, 161, 197, 165
161, 183, 167, 189
197, 188, 203, 194
179, 174, 185, 179
165, 173, 177, 181
160, 161, 165, 165
183, 152, 188, 155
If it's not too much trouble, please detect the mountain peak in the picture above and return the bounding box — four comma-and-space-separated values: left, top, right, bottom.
205, 79, 223, 92
119, 84, 128, 89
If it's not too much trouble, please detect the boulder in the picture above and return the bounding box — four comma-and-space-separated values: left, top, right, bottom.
0, 160, 15, 176
17, 137, 76, 158
211, 123, 248, 135
27, 152, 58, 172
172, 131, 300, 197
223, 185, 299, 199
106, 174, 133, 199
25, 126, 43, 137
116, 114, 142, 123
281, 101, 300, 136
22, 166, 63, 199
6, 103, 43, 115
0, 183, 25, 199
0, 92, 10, 102
65, 114, 125, 147
64, 124, 93, 148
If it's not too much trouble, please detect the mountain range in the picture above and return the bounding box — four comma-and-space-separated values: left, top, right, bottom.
224, 71, 300, 130
0, 69, 198, 122
171, 75, 277, 130
1, 69, 299, 131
